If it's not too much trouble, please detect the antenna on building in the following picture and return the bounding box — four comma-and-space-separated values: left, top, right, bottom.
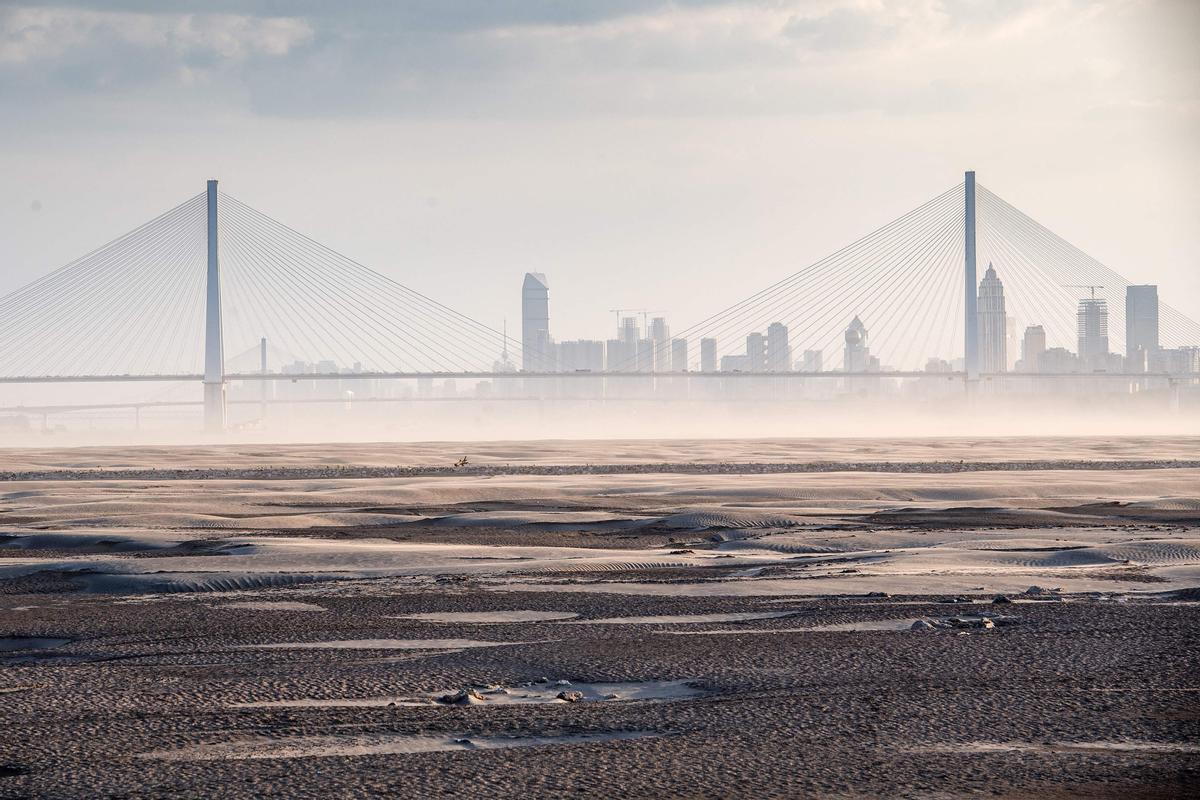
1063, 285, 1104, 299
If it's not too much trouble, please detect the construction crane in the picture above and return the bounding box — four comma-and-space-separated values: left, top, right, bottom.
608, 309, 667, 335
1063, 285, 1104, 299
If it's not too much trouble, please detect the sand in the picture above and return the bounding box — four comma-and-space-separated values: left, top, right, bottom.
1, 435, 1197, 798
3, 435, 1198, 472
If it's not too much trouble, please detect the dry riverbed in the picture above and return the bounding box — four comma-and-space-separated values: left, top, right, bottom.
1, 437, 1197, 798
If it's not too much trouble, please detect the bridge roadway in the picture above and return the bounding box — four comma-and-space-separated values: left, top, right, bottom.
0, 370, 1182, 385
1, 371, 1187, 419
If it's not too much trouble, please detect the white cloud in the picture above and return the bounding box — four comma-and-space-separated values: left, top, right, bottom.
0, 6, 312, 65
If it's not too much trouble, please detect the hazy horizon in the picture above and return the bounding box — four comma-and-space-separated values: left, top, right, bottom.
3, 0, 1199, 341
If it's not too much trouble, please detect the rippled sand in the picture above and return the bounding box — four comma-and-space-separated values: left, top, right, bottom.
2, 436, 1197, 798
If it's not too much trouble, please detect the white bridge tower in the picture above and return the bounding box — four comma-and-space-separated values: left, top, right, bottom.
203, 179, 226, 432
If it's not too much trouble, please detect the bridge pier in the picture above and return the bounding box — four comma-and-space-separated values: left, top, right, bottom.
203, 179, 227, 433
259, 336, 268, 425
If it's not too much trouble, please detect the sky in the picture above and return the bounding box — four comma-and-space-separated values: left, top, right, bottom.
2, 0, 1198, 347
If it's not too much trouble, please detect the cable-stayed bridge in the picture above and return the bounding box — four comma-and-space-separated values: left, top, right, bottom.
1, 172, 1197, 430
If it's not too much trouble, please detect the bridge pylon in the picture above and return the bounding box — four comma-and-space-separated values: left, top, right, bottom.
964, 170, 979, 382
203, 179, 226, 432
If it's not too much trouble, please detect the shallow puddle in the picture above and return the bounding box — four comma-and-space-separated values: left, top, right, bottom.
239, 638, 529, 651
141, 731, 660, 761
805, 618, 922, 632
0, 637, 71, 652
563, 611, 799, 625
234, 679, 704, 709
925, 741, 1200, 755
662, 619, 919, 635
394, 610, 579, 623
216, 601, 327, 612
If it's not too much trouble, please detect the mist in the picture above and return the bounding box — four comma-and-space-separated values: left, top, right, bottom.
3, 376, 1195, 449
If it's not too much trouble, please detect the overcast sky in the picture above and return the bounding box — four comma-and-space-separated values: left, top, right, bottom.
3, 0, 1198, 343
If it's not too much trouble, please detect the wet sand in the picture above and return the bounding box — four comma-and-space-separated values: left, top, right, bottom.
1, 437, 1197, 798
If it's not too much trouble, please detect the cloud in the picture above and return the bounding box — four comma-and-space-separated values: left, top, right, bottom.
0, 6, 312, 96
0, 0, 1194, 122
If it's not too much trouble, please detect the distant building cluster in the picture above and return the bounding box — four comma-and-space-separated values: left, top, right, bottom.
974, 270, 1200, 376
516, 270, 1198, 377
518, 272, 691, 374
517, 272, 892, 376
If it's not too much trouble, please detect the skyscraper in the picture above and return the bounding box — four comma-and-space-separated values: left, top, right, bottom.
670, 338, 688, 372
521, 273, 551, 372
1125, 285, 1159, 366
605, 339, 624, 372
649, 317, 670, 372
619, 316, 640, 344
800, 349, 823, 373
558, 340, 604, 372
700, 338, 717, 372
977, 263, 1007, 373
1006, 315, 1018, 371
843, 316, 869, 372
635, 338, 654, 372
603, 316, 640, 372
766, 322, 791, 372
1077, 298, 1109, 370
1020, 325, 1046, 373
649, 317, 669, 342
746, 332, 766, 371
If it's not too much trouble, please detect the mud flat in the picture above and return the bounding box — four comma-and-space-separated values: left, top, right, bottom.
1, 437, 1197, 798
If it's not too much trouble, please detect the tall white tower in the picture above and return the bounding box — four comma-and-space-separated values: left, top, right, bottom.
521, 273, 551, 372
977, 263, 1007, 373
964, 171, 979, 380
203, 179, 226, 432
843, 316, 869, 372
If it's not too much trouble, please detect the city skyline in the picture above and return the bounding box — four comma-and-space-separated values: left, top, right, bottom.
507, 261, 1197, 377
3, 7, 1197, 798
3, 2, 1199, 341
1, 178, 1195, 436
4, 170, 1196, 405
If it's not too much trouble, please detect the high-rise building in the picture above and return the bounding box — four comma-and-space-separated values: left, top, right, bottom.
925, 357, 952, 373
1006, 315, 1018, 371
746, 332, 766, 371
602, 316, 641, 373
649, 317, 669, 341
670, 338, 688, 372
521, 273, 551, 371
649, 317, 670, 372
843, 316, 869, 372
1125, 285, 1159, 366
700, 338, 717, 372
558, 340, 604, 372
635, 338, 655, 372
800, 349, 823, 373
1149, 346, 1200, 375
619, 316, 640, 344
720, 354, 751, 372
766, 322, 791, 372
1019, 325, 1046, 373
609, 340, 628, 374
977, 263, 1007, 373
1077, 298, 1109, 370
1040, 347, 1080, 373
